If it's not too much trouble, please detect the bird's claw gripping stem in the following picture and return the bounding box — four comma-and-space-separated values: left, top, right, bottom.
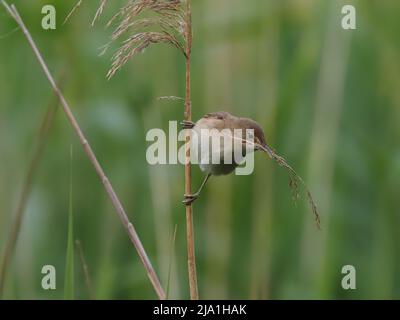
180, 120, 195, 129
182, 193, 198, 206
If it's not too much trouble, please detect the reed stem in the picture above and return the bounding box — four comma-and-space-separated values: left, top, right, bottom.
1, 1, 165, 300
183, 0, 198, 300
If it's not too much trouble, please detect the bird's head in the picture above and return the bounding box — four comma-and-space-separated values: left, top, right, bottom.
240, 118, 266, 146
239, 118, 274, 158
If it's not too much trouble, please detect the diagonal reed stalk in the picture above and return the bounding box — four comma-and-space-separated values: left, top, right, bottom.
0, 73, 65, 297
0, 1, 165, 300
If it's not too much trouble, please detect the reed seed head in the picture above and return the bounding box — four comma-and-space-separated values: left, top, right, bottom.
93, 0, 187, 79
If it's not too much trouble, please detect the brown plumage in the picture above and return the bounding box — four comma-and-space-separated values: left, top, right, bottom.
182, 111, 321, 229
191, 111, 269, 176
182, 111, 272, 203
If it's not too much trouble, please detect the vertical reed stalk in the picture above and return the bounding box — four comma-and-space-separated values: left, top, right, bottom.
64, 145, 75, 300
1, 1, 165, 300
183, 0, 198, 300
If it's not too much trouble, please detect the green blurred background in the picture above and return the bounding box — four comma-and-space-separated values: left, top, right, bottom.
0, 0, 399, 299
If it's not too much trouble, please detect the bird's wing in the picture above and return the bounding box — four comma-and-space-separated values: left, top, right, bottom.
203, 111, 232, 120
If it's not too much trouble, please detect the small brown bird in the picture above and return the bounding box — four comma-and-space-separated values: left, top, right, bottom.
181, 111, 274, 205
181, 111, 321, 228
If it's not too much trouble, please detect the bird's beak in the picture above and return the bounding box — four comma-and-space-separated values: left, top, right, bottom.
257, 143, 274, 160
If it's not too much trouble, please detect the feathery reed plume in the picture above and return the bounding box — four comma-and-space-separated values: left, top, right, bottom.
232, 133, 321, 229
94, 0, 186, 79
107, 31, 185, 79
0, 1, 165, 300
92, 0, 108, 26
259, 144, 321, 229
0, 73, 65, 297
94, 0, 199, 299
